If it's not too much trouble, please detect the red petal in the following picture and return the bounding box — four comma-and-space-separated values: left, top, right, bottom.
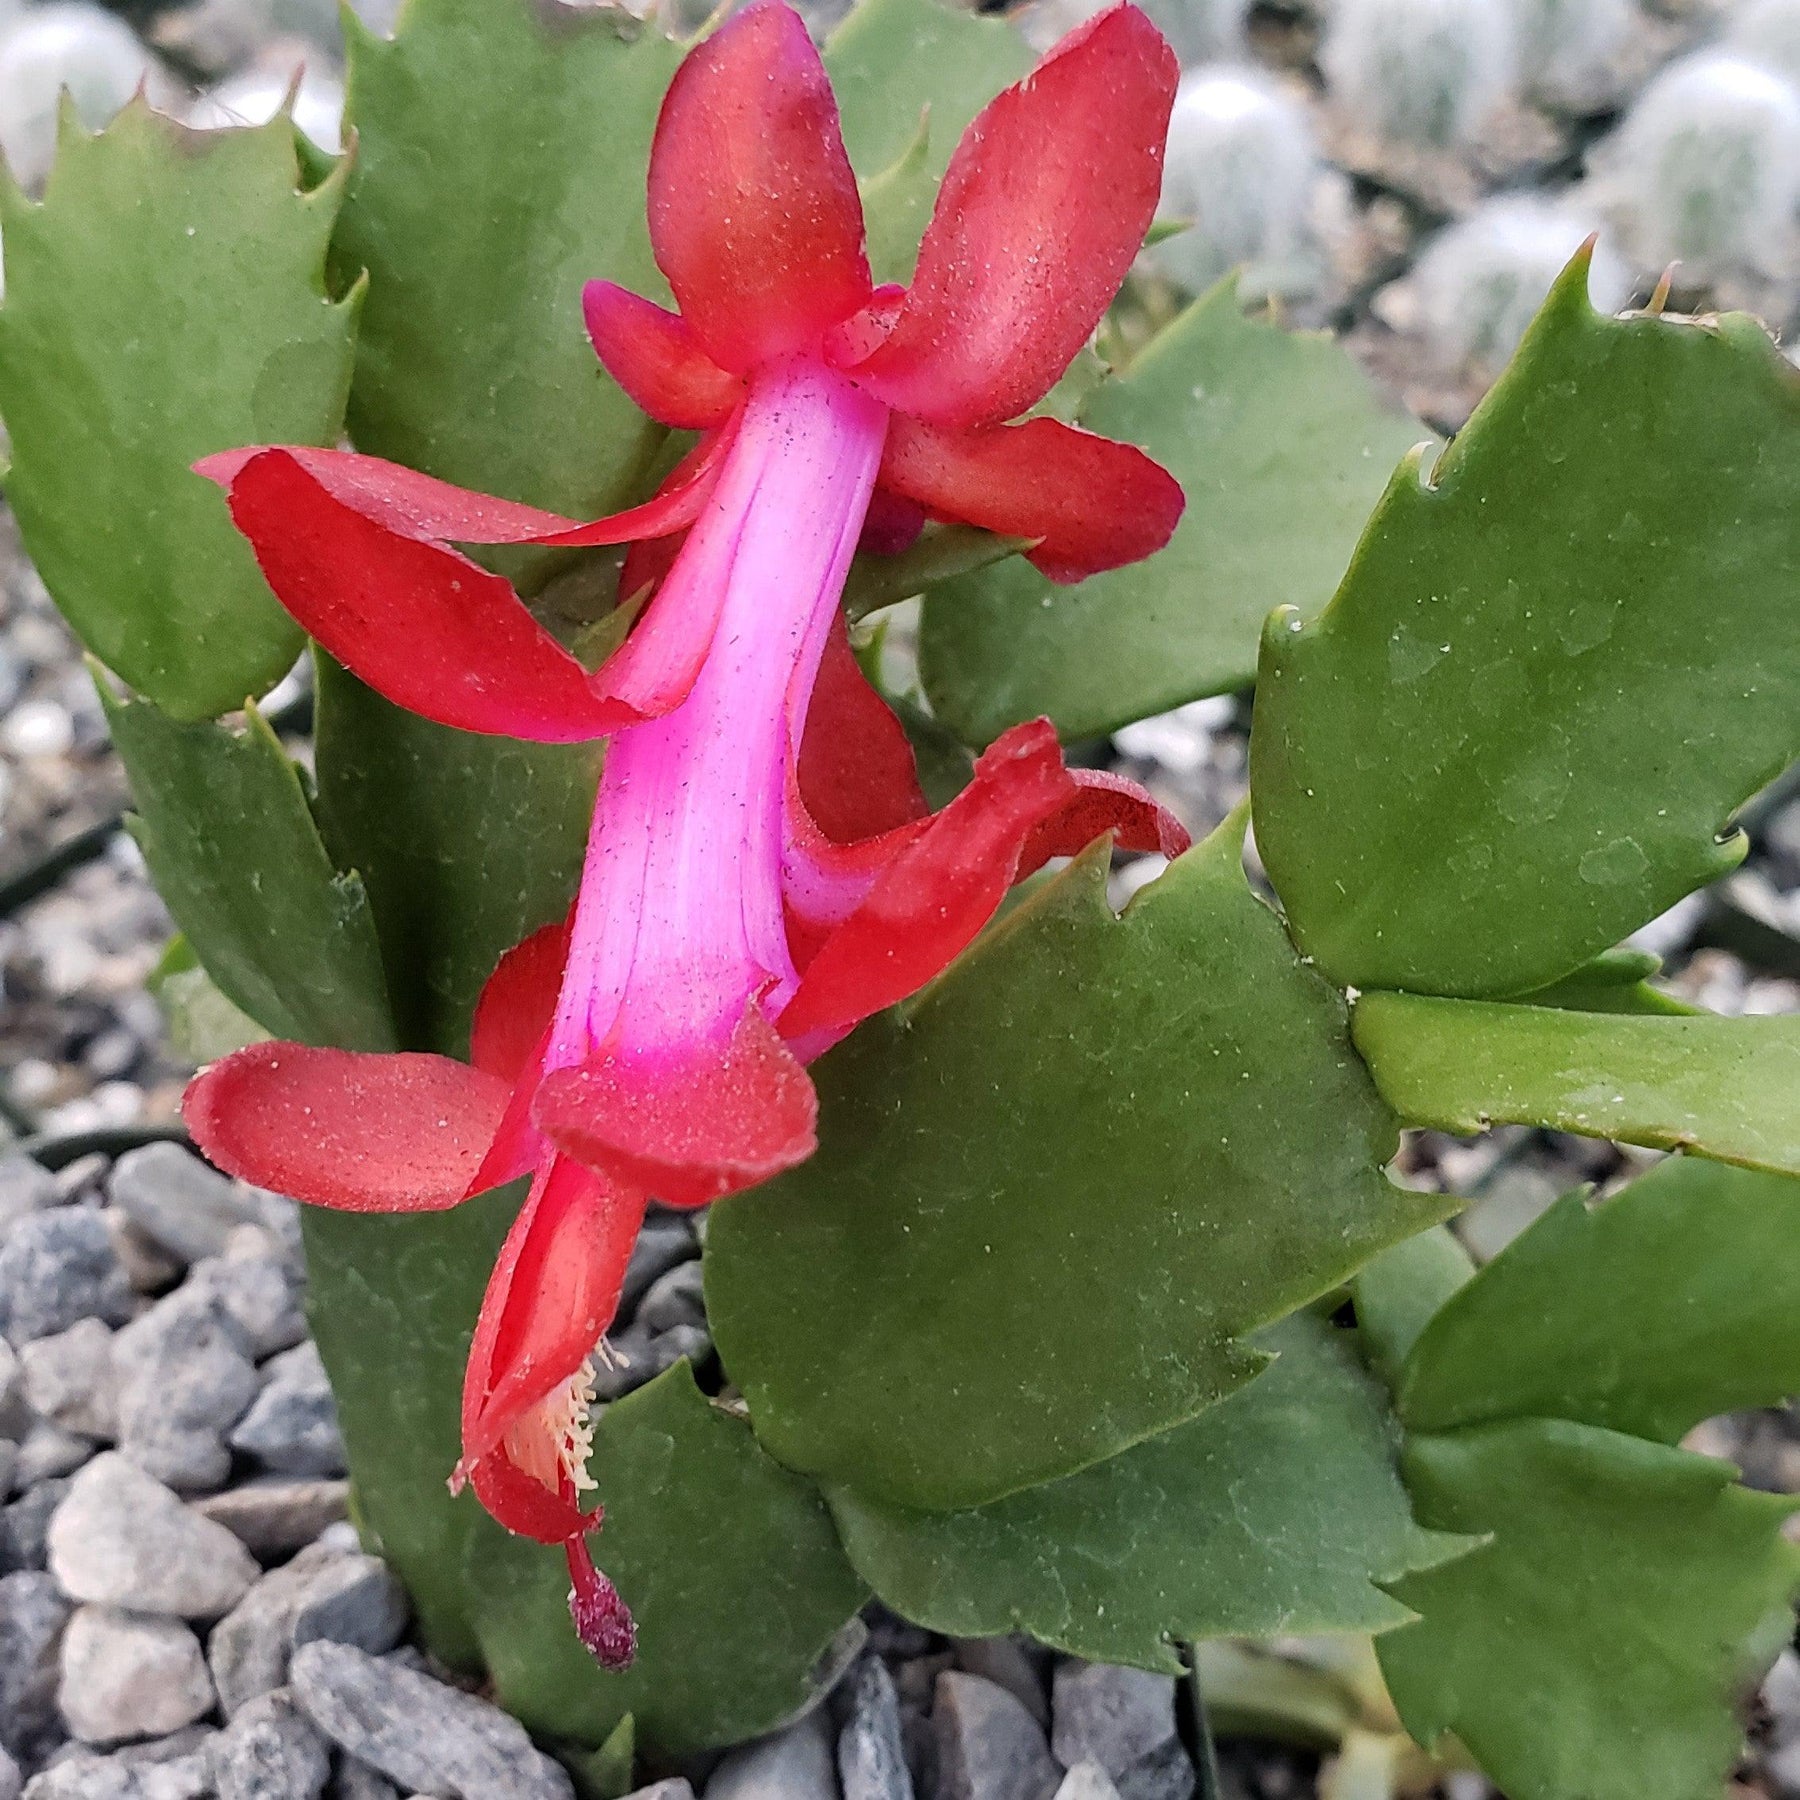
470, 917, 573, 1085
461, 1155, 647, 1481
1017, 766, 1191, 875
879, 413, 1184, 583
647, 0, 871, 372
182, 1043, 510, 1211
796, 618, 928, 844
583, 281, 744, 430
777, 719, 1077, 1043
534, 1007, 818, 1208
212, 450, 711, 743
846, 4, 1176, 427
463, 1447, 594, 1545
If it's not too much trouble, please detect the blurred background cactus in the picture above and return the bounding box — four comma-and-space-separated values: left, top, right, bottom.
1319, 0, 1518, 149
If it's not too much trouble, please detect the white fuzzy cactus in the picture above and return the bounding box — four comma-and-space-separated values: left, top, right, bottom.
1410, 195, 1634, 370
0, 4, 160, 189
1023, 0, 1249, 65
189, 59, 346, 154
1605, 51, 1800, 282
1321, 0, 1520, 150
1507, 0, 1637, 108
1726, 0, 1800, 89
1152, 65, 1320, 295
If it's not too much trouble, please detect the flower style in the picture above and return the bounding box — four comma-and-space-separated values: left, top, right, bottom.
182, 0, 1187, 1669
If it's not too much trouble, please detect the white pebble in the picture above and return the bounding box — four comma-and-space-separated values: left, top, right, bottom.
0, 4, 158, 189
0, 696, 73, 758
1153, 65, 1319, 295
1322, 0, 1521, 149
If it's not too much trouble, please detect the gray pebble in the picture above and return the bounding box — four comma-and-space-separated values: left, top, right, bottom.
0, 1570, 70, 1762
838, 1658, 912, 1800
330, 1761, 401, 1800
591, 1322, 712, 1404
21, 1321, 118, 1440
933, 1671, 1061, 1800
1049, 1666, 1191, 1800
1765, 1650, 1800, 1745
57, 1607, 215, 1745
22, 1752, 211, 1799
209, 1689, 331, 1800
954, 1642, 1049, 1730
194, 1479, 351, 1563
0, 1212, 134, 1344
288, 1640, 574, 1800
0, 1745, 17, 1800
228, 1345, 344, 1479
52, 1158, 111, 1209
189, 1255, 305, 1362
0, 1159, 57, 1244
624, 1785, 695, 1800
104, 1215, 184, 1296
0, 1339, 28, 1438
1054, 1768, 1123, 1800
209, 1540, 408, 1716
15, 1423, 95, 1488
108, 1147, 261, 1268
1, 1480, 71, 1575
706, 1715, 835, 1800
113, 1287, 259, 1492
47, 1453, 259, 1618
636, 1261, 706, 1334
620, 1221, 696, 1316
0, 1442, 16, 1506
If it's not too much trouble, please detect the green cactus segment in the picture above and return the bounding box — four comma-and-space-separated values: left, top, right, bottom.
335, 0, 681, 522
1251, 258, 1800, 999
471, 1365, 870, 1758
706, 823, 1446, 1513
0, 105, 356, 719
312, 656, 599, 1059
1352, 990, 1800, 1177
1350, 1227, 1475, 1391
1379, 1420, 1800, 1800
919, 279, 1425, 744
101, 682, 395, 1052
1401, 1158, 1800, 1447
828, 1310, 1473, 1670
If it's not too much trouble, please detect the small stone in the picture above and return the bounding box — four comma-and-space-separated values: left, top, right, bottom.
52, 1157, 111, 1209
194, 1479, 351, 1562
954, 1641, 1049, 1728
0, 1480, 71, 1575
0, 1339, 28, 1438
189, 1255, 305, 1361
105, 1214, 184, 1295
228, 1344, 343, 1479
209, 1689, 331, 1800
47, 1453, 260, 1617
330, 1761, 402, 1800
1049, 1665, 1191, 1800
113, 1287, 259, 1492
1768, 1739, 1800, 1800
0, 1158, 57, 1243
21, 1320, 118, 1439
591, 1322, 712, 1404
620, 1221, 696, 1315
622, 1785, 694, 1800
209, 1540, 408, 1716
108, 1147, 261, 1268
706, 1714, 835, 1800
57, 1607, 214, 1745
0, 1443, 16, 1505
23, 1752, 209, 1800
1055, 1767, 1122, 1800
1764, 1649, 1800, 1744
0, 1211, 134, 1343
289, 1641, 574, 1799
0, 1570, 70, 1761
839, 1658, 913, 1800
0, 1745, 18, 1800
636, 1261, 706, 1333
933, 1671, 1061, 1800
15, 1423, 95, 1488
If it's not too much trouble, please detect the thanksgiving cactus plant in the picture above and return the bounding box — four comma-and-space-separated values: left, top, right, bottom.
5, 0, 1800, 1792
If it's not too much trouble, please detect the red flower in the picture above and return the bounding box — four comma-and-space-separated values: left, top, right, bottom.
184, 0, 1185, 1668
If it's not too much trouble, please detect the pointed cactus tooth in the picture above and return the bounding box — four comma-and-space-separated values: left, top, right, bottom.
1606, 51, 1800, 282
1321, 0, 1521, 150
0, 3, 160, 189
1152, 65, 1320, 295
188, 60, 347, 155
1022, 0, 1249, 65
1506, 0, 1637, 109
1411, 195, 1634, 371
1726, 0, 1800, 89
